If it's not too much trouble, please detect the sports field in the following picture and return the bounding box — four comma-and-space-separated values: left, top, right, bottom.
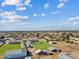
32, 41, 56, 50
0, 44, 21, 54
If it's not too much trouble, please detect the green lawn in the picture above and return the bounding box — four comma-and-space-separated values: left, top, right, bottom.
0, 44, 21, 54
32, 41, 56, 50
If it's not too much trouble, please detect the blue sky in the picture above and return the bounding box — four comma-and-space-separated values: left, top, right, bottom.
0, 0, 79, 31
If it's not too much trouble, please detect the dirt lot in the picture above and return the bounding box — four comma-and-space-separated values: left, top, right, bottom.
0, 55, 3, 59
56, 41, 76, 52
32, 54, 59, 59
71, 51, 79, 59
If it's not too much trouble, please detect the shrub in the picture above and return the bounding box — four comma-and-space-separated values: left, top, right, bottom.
66, 40, 74, 44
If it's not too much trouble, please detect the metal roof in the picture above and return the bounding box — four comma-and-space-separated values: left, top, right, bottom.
59, 53, 74, 59
4, 49, 28, 59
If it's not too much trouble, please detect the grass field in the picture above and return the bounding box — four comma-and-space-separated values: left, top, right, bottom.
32, 41, 56, 50
0, 44, 21, 54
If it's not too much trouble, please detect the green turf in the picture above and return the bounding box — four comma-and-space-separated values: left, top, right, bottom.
32, 41, 56, 50
0, 44, 21, 54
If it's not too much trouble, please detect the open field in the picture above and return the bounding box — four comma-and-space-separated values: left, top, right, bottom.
0, 44, 21, 54
32, 41, 56, 50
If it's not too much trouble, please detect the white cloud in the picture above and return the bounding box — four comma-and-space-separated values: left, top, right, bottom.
24, 0, 31, 5
44, 3, 49, 9
57, 0, 69, 8
60, 16, 79, 25
28, 4, 32, 7
2, 0, 31, 7
68, 17, 79, 21
51, 11, 61, 15
0, 11, 15, 16
48, 16, 79, 28
0, 10, 30, 31
57, 3, 64, 8
68, 17, 79, 23
33, 13, 37, 16
16, 6, 26, 11
73, 22, 79, 25
33, 13, 46, 16
1, 15, 29, 23
2, 0, 19, 6
1, 0, 32, 11
0, 11, 29, 23
41, 13, 46, 16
